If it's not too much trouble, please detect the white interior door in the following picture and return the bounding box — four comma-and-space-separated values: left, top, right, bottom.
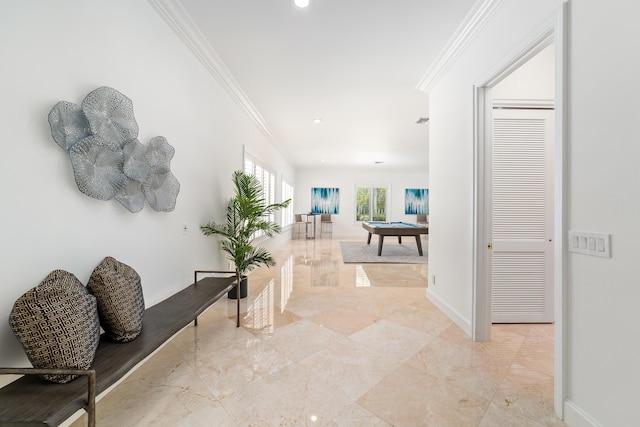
491, 108, 554, 323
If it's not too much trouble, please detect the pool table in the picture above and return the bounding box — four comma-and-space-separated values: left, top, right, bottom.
362, 221, 428, 256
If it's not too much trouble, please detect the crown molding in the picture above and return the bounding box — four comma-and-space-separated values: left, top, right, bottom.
416, 0, 508, 94
147, 0, 291, 163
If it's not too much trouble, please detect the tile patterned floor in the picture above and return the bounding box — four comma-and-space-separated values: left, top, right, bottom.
70, 237, 567, 426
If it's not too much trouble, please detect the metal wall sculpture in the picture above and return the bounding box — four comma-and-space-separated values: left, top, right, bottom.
48, 86, 180, 213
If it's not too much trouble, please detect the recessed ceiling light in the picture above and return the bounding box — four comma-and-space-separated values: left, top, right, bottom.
294, 0, 310, 8
374, 161, 384, 164
313, 118, 323, 124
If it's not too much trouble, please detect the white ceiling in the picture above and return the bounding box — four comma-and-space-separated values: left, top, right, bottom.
176, 0, 478, 171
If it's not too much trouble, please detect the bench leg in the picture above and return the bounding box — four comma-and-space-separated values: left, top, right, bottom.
87, 370, 96, 427
0, 368, 96, 427
377, 236, 384, 256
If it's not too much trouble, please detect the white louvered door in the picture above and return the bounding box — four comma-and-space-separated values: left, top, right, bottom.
491, 108, 554, 323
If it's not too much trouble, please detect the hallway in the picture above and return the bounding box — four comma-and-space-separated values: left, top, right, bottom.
71, 237, 565, 426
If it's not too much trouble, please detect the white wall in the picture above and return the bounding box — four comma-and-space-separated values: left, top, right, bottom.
563, 1, 640, 426
0, 1, 294, 368
295, 168, 428, 238
429, 0, 640, 425
492, 44, 555, 100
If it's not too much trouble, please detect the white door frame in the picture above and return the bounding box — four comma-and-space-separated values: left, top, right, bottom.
471, 4, 567, 418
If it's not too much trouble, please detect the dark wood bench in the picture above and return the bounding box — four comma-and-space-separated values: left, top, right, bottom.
0, 271, 238, 427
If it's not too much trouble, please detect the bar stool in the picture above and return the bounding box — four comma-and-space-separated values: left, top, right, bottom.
293, 214, 312, 239
416, 214, 428, 239
320, 214, 333, 235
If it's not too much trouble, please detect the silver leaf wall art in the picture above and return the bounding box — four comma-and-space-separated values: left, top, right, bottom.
48, 86, 180, 213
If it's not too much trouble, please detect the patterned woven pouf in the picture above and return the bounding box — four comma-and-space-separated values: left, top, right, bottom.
9, 269, 100, 383
87, 256, 145, 342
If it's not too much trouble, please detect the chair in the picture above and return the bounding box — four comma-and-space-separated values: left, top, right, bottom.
320, 214, 333, 235
293, 214, 311, 239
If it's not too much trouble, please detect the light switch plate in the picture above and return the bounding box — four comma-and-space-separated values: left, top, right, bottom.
568, 231, 611, 257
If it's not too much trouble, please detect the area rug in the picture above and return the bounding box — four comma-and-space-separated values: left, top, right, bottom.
339, 241, 428, 264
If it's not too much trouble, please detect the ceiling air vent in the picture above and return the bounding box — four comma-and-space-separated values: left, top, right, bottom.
416, 117, 430, 124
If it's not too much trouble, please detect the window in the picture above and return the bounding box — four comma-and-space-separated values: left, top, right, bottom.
244, 156, 276, 237
281, 179, 294, 227
356, 186, 387, 221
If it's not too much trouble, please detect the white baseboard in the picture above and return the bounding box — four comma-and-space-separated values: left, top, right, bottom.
564, 400, 603, 427
426, 288, 472, 336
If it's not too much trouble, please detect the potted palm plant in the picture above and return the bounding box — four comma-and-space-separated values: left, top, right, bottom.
201, 170, 291, 327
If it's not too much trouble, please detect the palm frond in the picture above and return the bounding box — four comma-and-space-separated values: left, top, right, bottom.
201, 170, 289, 277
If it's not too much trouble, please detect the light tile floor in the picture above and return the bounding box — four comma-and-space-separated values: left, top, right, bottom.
71, 237, 567, 426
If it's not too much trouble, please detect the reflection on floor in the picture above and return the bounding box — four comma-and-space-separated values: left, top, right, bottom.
71, 237, 566, 426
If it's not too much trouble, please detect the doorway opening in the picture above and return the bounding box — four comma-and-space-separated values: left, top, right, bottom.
472, 5, 567, 419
